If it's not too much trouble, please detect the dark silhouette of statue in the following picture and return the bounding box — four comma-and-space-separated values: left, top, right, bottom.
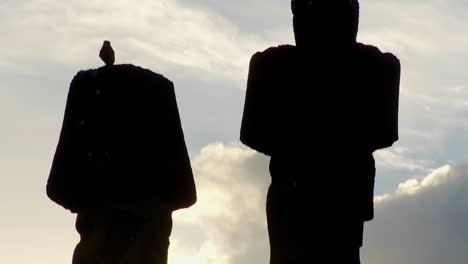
47, 43, 196, 264
240, 0, 401, 263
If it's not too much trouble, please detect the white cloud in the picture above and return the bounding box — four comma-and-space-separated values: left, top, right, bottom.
374, 147, 431, 172
0, 0, 270, 82
364, 162, 468, 264
374, 164, 452, 202
170, 143, 271, 264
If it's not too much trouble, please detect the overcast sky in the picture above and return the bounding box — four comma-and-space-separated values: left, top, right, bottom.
1, 0, 468, 263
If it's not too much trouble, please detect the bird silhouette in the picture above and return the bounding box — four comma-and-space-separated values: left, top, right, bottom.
99, 40, 115, 66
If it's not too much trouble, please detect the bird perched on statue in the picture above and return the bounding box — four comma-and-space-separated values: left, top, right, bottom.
99, 40, 115, 66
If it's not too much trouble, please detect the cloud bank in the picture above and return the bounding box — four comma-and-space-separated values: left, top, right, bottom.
363, 162, 468, 264
169, 144, 468, 264
170, 144, 270, 264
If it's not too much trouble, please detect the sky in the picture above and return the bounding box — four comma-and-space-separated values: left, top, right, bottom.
1, 0, 468, 263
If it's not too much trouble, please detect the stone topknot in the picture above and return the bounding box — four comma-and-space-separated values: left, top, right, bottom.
291, 0, 359, 16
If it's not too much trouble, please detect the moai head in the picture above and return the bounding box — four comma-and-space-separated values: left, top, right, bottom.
291, 0, 360, 48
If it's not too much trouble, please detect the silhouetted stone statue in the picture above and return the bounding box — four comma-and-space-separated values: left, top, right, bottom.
240, 1, 400, 263
47, 44, 196, 264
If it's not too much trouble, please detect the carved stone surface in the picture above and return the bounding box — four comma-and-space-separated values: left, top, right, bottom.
47, 64, 196, 212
